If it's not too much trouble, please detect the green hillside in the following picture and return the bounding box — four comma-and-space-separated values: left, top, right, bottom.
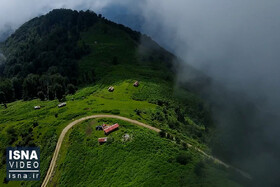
0, 9, 246, 186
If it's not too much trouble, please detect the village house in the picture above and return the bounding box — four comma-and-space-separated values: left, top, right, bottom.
103, 123, 119, 135
58, 102, 66, 108
34, 106, 41, 110
108, 86, 114, 92
98, 137, 108, 144
133, 81, 139, 87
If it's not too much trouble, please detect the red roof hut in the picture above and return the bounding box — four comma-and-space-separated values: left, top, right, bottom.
103, 123, 119, 134
98, 137, 108, 143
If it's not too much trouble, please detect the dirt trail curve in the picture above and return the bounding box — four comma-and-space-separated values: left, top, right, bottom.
41, 114, 251, 187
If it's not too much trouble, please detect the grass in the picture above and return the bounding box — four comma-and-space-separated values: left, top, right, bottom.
49, 118, 241, 187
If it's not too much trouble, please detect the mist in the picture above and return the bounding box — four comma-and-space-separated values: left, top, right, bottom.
133, 1, 280, 186
1, 0, 280, 186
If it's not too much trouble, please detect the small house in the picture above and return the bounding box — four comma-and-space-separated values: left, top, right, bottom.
123, 134, 131, 141
58, 102, 66, 108
108, 86, 114, 92
103, 123, 119, 135
34, 106, 41, 110
98, 137, 108, 143
133, 81, 139, 87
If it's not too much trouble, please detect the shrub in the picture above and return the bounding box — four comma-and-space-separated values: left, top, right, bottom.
33, 121, 39, 127
152, 109, 164, 122
194, 161, 205, 176
6, 126, 16, 135
134, 108, 142, 115
181, 142, 188, 150
101, 109, 112, 113
37, 91, 45, 101
107, 137, 114, 144
176, 152, 191, 165
111, 109, 120, 115
67, 84, 76, 95
3, 177, 8, 184
175, 137, 181, 144
159, 130, 166, 138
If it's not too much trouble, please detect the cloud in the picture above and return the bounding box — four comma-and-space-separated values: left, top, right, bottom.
1, 0, 280, 185
131, 1, 280, 185
138, 0, 280, 101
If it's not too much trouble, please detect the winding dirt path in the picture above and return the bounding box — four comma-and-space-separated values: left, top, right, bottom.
41, 114, 251, 187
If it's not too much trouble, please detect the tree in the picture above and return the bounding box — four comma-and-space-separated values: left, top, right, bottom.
134, 108, 142, 115
175, 137, 181, 144
159, 130, 166, 138
112, 56, 119, 65
176, 152, 191, 165
194, 161, 205, 176
0, 79, 14, 102
23, 74, 40, 99
0, 91, 6, 106
67, 84, 76, 94
37, 91, 45, 101
175, 107, 185, 123
12, 77, 23, 99
53, 83, 64, 101
181, 142, 188, 150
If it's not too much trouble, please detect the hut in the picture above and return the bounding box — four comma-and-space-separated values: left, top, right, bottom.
108, 86, 114, 92
58, 102, 66, 108
133, 81, 139, 87
98, 137, 108, 144
103, 123, 119, 135
34, 106, 40, 109
123, 134, 131, 141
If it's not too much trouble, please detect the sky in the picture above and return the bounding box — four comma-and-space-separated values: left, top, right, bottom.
1, 0, 280, 185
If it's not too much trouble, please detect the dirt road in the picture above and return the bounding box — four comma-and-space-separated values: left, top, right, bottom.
41, 114, 251, 187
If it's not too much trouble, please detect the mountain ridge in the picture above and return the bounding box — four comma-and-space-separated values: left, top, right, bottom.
0, 9, 249, 187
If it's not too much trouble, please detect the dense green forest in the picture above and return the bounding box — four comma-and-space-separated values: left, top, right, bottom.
0, 9, 141, 102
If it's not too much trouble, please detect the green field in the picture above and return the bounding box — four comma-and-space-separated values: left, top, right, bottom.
0, 81, 243, 186
49, 118, 241, 187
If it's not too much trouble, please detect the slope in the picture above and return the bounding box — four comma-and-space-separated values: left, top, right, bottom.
0, 9, 250, 186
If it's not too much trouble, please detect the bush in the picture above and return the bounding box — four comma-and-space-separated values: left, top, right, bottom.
166, 133, 173, 140
6, 126, 16, 135
3, 177, 8, 184
194, 161, 205, 176
33, 121, 39, 128
152, 109, 164, 122
101, 109, 112, 113
181, 142, 188, 150
134, 108, 142, 115
159, 130, 166, 138
67, 84, 76, 95
176, 152, 191, 165
37, 91, 45, 101
111, 109, 120, 115
175, 137, 181, 144
107, 137, 114, 144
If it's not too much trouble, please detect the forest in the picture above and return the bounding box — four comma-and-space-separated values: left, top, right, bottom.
0, 9, 140, 103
